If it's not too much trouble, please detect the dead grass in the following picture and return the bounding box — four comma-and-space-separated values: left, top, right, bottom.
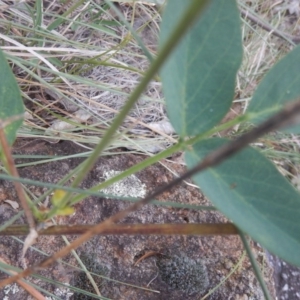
1, 0, 299, 157
1, 0, 169, 154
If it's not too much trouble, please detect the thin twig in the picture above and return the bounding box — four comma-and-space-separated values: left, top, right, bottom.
0, 120, 36, 230
0, 223, 238, 236
1, 98, 300, 288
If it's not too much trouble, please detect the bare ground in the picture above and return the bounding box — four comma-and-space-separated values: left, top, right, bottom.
0, 140, 279, 300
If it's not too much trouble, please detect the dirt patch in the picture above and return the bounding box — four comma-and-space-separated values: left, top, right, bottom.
0, 140, 281, 299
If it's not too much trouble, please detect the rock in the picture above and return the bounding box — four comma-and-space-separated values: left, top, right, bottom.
0, 141, 278, 299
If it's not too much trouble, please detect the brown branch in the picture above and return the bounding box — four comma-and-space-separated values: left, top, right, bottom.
240, 8, 300, 45
0, 120, 36, 230
1, 98, 300, 288
0, 223, 238, 236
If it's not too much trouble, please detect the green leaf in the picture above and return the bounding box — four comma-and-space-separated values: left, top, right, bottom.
247, 45, 300, 132
185, 138, 300, 266
0, 50, 24, 146
160, 0, 242, 137
48, 57, 63, 68
56, 206, 75, 216
51, 189, 67, 207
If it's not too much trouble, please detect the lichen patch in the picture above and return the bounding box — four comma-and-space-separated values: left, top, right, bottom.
101, 170, 147, 198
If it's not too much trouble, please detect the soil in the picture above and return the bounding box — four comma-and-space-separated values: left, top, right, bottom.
0, 139, 289, 300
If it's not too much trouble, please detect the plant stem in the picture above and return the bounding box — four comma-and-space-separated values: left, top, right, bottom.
57, 0, 211, 208
0, 172, 216, 212
2, 93, 300, 289
0, 127, 36, 230
239, 231, 273, 300
0, 223, 238, 236
68, 114, 247, 206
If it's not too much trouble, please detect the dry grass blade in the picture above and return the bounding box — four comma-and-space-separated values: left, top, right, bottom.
0, 0, 171, 153
240, 7, 300, 44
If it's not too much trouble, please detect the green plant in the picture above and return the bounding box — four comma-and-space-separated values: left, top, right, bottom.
1, 0, 300, 298
160, 0, 300, 269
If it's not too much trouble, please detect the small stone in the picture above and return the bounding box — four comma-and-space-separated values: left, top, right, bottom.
235, 294, 248, 300
282, 283, 289, 291
225, 260, 233, 270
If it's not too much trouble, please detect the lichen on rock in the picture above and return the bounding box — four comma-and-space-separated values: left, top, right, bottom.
157, 254, 209, 295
